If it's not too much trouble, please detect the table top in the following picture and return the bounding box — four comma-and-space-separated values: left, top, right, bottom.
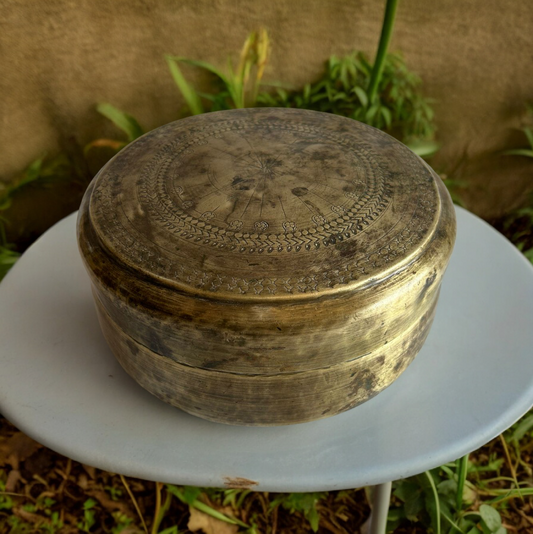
1, 208, 533, 492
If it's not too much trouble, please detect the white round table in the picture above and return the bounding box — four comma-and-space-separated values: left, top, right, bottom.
1, 208, 533, 533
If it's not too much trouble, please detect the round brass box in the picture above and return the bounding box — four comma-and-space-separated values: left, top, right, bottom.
77, 108, 456, 426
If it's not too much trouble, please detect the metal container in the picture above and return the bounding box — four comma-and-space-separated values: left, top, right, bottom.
77, 108, 456, 426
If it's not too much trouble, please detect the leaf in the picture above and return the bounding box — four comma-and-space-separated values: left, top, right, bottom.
188, 505, 238, 534
19, 156, 45, 186
182, 486, 202, 505
307, 506, 320, 532
501, 148, 533, 158
424, 471, 441, 534
479, 504, 502, 532
393, 481, 420, 503
171, 57, 229, 86
0, 432, 42, 469
86, 490, 135, 519
510, 413, 533, 442
96, 103, 144, 142
353, 86, 368, 107
524, 248, 533, 264
365, 103, 380, 122
83, 498, 97, 510
406, 140, 440, 158
522, 126, 533, 149
165, 56, 204, 115
404, 491, 424, 521
84, 139, 128, 156
380, 106, 392, 128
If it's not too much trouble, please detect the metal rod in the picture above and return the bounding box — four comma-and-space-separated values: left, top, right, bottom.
369, 481, 392, 534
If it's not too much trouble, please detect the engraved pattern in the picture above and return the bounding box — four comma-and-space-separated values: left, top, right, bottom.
90, 110, 439, 296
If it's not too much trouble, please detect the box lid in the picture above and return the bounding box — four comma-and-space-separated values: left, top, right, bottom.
85, 108, 444, 301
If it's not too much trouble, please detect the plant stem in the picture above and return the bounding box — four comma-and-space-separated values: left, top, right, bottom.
120, 474, 148, 534
499, 434, 523, 501
151, 482, 162, 534
425, 471, 441, 534
367, 0, 400, 103
455, 454, 469, 511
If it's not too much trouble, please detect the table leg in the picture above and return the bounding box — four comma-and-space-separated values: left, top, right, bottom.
368, 481, 392, 534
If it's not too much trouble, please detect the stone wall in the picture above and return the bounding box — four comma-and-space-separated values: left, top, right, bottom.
2, 0, 533, 217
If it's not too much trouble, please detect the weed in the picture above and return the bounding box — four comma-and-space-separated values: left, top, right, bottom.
260, 51, 437, 155
166, 484, 249, 529
502, 105, 533, 159
77, 498, 98, 532
166, 28, 270, 114
85, 103, 145, 156
270, 492, 326, 533
110, 511, 134, 534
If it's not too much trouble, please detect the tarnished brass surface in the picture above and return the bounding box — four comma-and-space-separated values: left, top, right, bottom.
77, 108, 456, 425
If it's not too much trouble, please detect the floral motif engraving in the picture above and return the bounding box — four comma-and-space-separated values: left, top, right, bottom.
90, 113, 439, 296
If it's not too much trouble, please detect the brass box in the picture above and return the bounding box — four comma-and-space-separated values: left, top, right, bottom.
77, 108, 456, 426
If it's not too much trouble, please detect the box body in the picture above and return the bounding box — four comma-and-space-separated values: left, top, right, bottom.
77, 108, 456, 425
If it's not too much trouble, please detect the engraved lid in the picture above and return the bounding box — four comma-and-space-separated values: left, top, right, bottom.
87, 108, 441, 300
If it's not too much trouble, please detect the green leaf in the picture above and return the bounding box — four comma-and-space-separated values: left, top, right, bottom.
523, 126, 533, 149
393, 480, 420, 503
0, 246, 20, 281
182, 486, 202, 505
165, 56, 204, 115
406, 140, 440, 158
510, 413, 533, 442
501, 148, 533, 158
365, 103, 380, 122
353, 86, 368, 107
96, 103, 144, 142
171, 57, 229, 85
479, 504, 502, 532
424, 471, 441, 534
404, 491, 424, 521
524, 248, 533, 264
21, 156, 44, 185
307, 506, 320, 532
380, 106, 392, 128
83, 498, 97, 510
456, 454, 470, 511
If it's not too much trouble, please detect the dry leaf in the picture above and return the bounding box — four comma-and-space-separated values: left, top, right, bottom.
0, 432, 42, 469
5, 469, 21, 491
87, 489, 136, 518
13, 506, 50, 526
78, 472, 89, 489
82, 463, 96, 479
188, 506, 239, 534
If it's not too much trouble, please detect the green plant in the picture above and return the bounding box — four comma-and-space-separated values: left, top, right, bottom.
0, 245, 19, 281
259, 51, 437, 156
502, 105, 533, 159
0, 154, 71, 241
270, 492, 326, 533
166, 485, 249, 529
85, 103, 145, 155
0, 150, 87, 281
497, 106, 533, 263
110, 511, 134, 534
0, 473, 14, 511
166, 28, 270, 114
388, 460, 513, 534
496, 197, 533, 264
77, 498, 98, 532
367, 0, 399, 104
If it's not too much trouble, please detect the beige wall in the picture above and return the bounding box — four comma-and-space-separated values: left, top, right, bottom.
2, 0, 533, 218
